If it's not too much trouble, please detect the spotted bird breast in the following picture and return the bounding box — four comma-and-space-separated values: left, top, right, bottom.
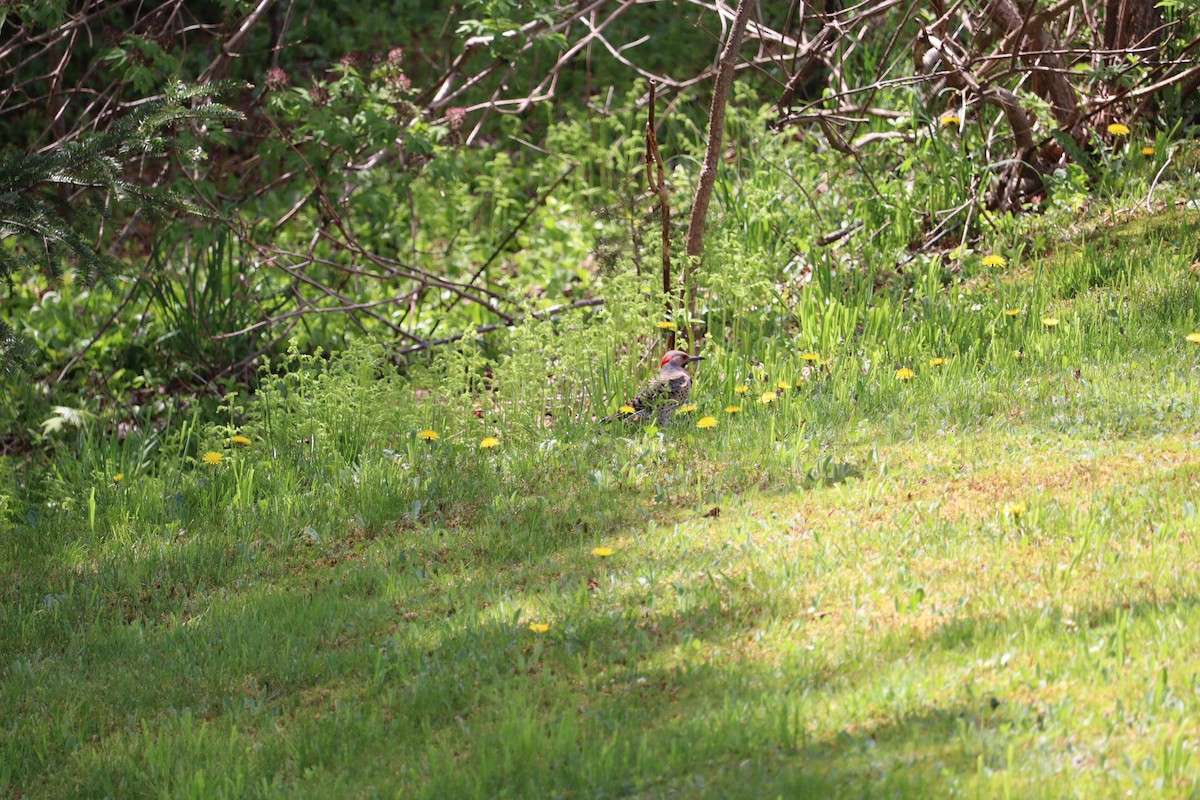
667, 374, 690, 398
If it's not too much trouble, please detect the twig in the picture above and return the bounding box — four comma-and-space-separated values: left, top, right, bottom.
395, 298, 605, 356
1141, 152, 1174, 213
644, 81, 674, 343
199, 0, 276, 82
817, 223, 863, 247
54, 275, 142, 383
444, 163, 579, 315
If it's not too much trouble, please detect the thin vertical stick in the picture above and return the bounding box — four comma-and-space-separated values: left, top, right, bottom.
685, 0, 754, 352
644, 80, 675, 348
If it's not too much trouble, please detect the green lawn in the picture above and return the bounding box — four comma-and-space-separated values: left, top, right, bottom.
5, 211, 1200, 798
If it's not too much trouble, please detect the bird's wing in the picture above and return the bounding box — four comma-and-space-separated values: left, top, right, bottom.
627, 374, 673, 411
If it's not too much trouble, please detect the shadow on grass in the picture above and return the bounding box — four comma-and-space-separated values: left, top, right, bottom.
5, 421, 1198, 798
9, 509, 1197, 799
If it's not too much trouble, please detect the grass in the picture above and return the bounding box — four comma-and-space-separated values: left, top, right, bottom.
7, 428, 1200, 797
7, 195, 1200, 796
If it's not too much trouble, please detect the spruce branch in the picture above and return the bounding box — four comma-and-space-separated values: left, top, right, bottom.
0, 81, 243, 373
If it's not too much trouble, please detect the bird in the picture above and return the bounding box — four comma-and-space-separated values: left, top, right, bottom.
603, 350, 705, 425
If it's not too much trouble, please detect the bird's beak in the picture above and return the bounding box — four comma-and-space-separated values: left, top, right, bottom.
687, 356, 706, 364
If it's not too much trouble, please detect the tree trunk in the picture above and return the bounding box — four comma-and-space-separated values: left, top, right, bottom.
1104, 0, 1162, 57
986, 0, 1081, 131
684, 0, 753, 351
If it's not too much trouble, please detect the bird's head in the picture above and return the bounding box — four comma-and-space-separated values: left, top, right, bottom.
661, 350, 705, 369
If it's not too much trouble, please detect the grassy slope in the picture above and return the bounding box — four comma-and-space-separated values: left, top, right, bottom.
5, 210, 1200, 798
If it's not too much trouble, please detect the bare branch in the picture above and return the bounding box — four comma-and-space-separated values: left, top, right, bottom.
199, 0, 277, 83
685, 0, 753, 264
394, 298, 606, 357
644, 81, 675, 338
684, 0, 753, 351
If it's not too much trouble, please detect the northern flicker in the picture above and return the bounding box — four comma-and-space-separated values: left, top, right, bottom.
604, 350, 705, 425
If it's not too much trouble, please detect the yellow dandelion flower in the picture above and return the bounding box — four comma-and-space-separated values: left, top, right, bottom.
940, 113, 961, 128
697, 415, 718, 429
112, 473, 125, 483
656, 321, 677, 330
724, 405, 742, 414
799, 352, 821, 362
677, 404, 698, 413
734, 385, 748, 395
1106, 122, 1130, 136
1042, 317, 1059, 328
417, 429, 439, 440
1005, 502, 1026, 517
1141, 145, 1156, 156
231, 435, 252, 446
591, 546, 615, 557
1186, 333, 1200, 344
981, 254, 1007, 268
1004, 308, 1021, 317
759, 391, 777, 404
895, 368, 915, 381
928, 357, 946, 367
528, 623, 550, 633
619, 404, 636, 414
479, 436, 500, 449
202, 451, 224, 465
776, 380, 790, 391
